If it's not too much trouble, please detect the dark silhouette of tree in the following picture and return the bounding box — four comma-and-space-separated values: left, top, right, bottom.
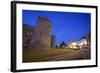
60, 41, 66, 47
55, 45, 58, 48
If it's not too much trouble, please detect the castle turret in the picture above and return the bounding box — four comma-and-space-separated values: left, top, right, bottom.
29, 16, 52, 49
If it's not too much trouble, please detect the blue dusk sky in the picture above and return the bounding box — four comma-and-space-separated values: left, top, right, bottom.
23, 10, 91, 45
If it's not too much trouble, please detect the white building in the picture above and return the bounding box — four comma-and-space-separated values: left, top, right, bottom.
68, 38, 87, 49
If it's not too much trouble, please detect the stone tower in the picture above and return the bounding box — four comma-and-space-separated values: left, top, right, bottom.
29, 16, 52, 49
51, 35, 56, 48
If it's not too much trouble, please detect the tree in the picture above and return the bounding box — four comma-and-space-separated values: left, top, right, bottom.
60, 41, 66, 47
55, 45, 58, 48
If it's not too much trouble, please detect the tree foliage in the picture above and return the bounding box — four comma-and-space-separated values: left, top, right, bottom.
60, 41, 66, 47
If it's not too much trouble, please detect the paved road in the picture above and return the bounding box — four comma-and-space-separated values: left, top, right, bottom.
45, 49, 81, 61
45, 47, 91, 61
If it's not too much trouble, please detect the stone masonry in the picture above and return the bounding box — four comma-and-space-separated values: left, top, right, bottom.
23, 16, 56, 49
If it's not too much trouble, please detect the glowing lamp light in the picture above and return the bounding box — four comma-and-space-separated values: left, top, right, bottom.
79, 42, 83, 46
72, 42, 77, 46
69, 42, 78, 49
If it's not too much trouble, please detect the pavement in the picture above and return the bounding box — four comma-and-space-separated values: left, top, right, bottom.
45, 49, 81, 61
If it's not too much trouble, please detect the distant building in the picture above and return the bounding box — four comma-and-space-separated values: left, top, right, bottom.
80, 34, 91, 59
23, 16, 56, 49
67, 38, 88, 49
85, 33, 91, 45
67, 35, 91, 59
23, 24, 33, 48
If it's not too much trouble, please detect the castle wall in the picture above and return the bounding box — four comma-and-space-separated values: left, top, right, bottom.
23, 24, 33, 48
